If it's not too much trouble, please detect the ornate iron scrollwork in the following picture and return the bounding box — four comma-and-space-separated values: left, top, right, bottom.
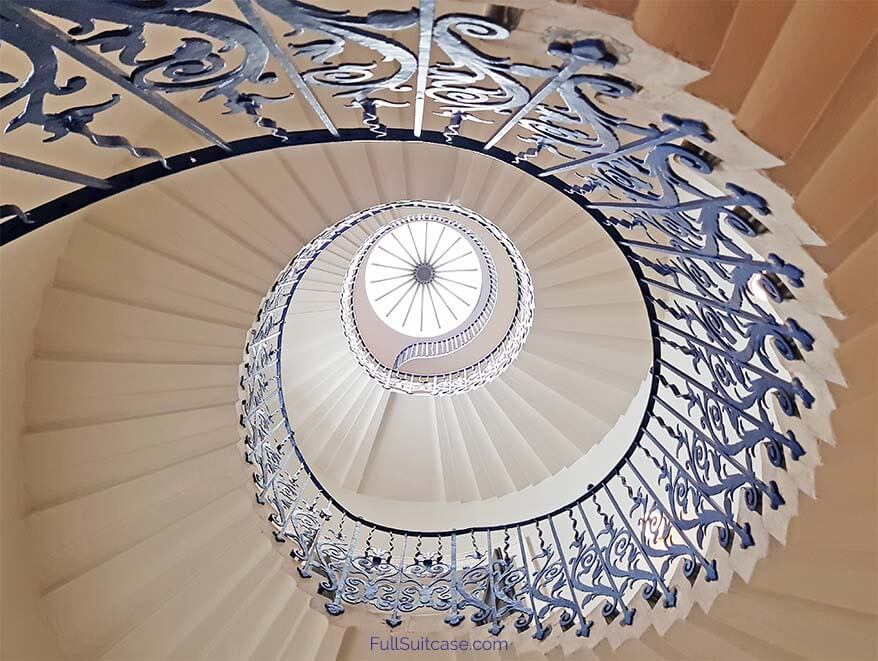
0, 10, 166, 160
1, 0, 822, 648
259, 0, 418, 136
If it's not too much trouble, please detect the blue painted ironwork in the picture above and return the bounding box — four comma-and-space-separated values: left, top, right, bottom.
0, 152, 113, 191
247, 0, 419, 137
1, 2, 239, 150
483, 38, 617, 150
0, 6, 175, 160
413, 0, 436, 137
0, 0, 819, 646
232, 0, 339, 137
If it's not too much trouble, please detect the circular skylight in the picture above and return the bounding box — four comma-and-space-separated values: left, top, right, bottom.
364, 219, 483, 337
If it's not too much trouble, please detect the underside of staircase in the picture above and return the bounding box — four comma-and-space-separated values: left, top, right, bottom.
1, 1, 875, 660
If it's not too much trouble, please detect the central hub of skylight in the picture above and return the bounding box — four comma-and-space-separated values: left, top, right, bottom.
414, 263, 435, 284
364, 219, 484, 338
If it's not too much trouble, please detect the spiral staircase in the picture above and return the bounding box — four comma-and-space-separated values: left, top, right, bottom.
1, 1, 875, 660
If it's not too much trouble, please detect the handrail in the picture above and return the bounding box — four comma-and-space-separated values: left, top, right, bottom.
392, 281, 497, 369
1, 0, 821, 643
388, 217, 499, 370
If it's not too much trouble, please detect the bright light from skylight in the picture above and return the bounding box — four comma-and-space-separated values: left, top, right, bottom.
364, 219, 483, 338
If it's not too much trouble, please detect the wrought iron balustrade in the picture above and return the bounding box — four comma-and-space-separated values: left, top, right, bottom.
1, 0, 818, 645
392, 283, 498, 370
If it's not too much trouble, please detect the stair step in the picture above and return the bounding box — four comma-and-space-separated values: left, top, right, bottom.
24, 406, 237, 510
28, 360, 237, 428
277, 609, 328, 661
633, 0, 739, 69
98, 521, 271, 660
686, 0, 795, 113
58, 222, 259, 319
201, 565, 295, 660
735, 0, 877, 158
250, 589, 313, 661
44, 492, 253, 660
30, 452, 244, 590
87, 192, 279, 292
168, 546, 281, 659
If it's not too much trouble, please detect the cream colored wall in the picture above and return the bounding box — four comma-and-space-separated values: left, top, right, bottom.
1, 218, 79, 660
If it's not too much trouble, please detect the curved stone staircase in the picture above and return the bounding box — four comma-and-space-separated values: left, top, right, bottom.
1, 1, 875, 660
275, 163, 650, 514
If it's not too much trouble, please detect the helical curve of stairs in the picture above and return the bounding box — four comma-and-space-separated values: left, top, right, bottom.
1, 1, 875, 661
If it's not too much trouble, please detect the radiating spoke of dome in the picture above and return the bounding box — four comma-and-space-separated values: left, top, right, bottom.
364, 219, 483, 337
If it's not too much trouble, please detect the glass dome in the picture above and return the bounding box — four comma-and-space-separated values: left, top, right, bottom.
364, 219, 484, 338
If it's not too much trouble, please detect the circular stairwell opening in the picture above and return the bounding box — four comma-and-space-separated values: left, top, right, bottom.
363, 216, 486, 338
245, 153, 656, 531
339, 203, 536, 397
